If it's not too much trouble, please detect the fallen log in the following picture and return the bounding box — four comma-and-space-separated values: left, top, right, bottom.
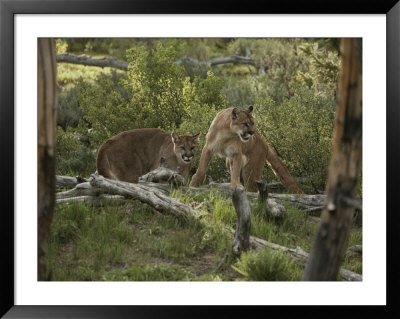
56, 175, 90, 190
257, 180, 286, 219
138, 157, 184, 186
56, 175, 328, 211
56, 194, 126, 206
56, 181, 103, 199
89, 174, 205, 219
268, 193, 326, 209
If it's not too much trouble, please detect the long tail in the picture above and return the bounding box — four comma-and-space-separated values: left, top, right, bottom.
265, 143, 304, 194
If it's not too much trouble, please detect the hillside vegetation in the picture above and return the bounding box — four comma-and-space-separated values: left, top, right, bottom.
50, 38, 362, 281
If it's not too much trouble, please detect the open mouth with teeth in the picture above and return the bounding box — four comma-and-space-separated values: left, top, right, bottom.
239, 134, 251, 142
182, 155, 192, 163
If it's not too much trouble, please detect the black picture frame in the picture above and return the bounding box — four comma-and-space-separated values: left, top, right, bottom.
1, 0, 399, 318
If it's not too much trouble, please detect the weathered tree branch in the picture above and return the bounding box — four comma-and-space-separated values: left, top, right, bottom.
56, 53, 257, 71
56, 194, 126, 206
56, 175, 89, 190
56, 53, 129, 70
56, 175, 328, 212
256, 180, 286, 218
231, 186, 252, 255
89, 174, 205, 219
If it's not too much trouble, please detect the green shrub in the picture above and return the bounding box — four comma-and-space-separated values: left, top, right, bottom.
178, 71, 229, 179
56, 126, 96, 176
77, 42, 228, 152
254, 83, 335, 191
57, 86, 83, 129
232, 248, 303, 281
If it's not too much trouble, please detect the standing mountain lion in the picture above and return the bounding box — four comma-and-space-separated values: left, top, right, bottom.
190, 106, 304, 194
96, 128, 200, 183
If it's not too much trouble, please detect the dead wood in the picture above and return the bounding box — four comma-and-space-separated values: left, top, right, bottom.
302, 39, 363, 281
56, 175, 89, 189
231, 186, 252, 255
89, 174, 204, 219
38, 38, 57, 281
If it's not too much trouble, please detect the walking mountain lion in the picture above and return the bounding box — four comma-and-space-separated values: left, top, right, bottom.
96, 128, 200, 183
190, 106, 304, 194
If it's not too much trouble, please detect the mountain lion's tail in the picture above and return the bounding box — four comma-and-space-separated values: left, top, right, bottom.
265, 143, 304, 194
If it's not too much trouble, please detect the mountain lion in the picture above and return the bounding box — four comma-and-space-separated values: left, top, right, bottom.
96, 128, 200, 183
190, 106, 304, 194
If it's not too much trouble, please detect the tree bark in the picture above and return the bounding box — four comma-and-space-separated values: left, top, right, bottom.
56, 175, 89, 190
89, 174, 205, 219
56, 53, 129, 70
257, 180, 286, 218
38, 38, 57, 281
302, 38, 363, 281
231, 186, 252, 255
56, 195, 126, 206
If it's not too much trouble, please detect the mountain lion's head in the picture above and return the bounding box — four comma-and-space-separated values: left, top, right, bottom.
171, 132, 201, 165
230, 105, 255, 142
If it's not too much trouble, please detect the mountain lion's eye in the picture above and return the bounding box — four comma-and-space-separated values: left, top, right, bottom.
243, 123, 249, 127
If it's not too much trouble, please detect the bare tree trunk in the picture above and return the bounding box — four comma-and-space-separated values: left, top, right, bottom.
38, 38, 57, 281
302, 38, 362, 281
231, 186, 251, 255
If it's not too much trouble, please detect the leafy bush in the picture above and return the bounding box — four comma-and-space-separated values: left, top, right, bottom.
77, 42, 230, 180
178, 71, 229, 179
78, 42, 189, 148
232, 248, 303, 281
254, 83, 335, 191
57, 86, 83, 130
56, 126, 96, 176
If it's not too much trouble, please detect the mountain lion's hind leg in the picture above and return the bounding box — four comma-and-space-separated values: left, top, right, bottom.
190, 147, 213, 187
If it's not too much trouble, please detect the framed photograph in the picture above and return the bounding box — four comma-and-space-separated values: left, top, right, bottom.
1, 0, 398, 317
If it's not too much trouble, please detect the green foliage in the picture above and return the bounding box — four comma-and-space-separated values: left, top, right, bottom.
101, 263, 193, 281
77, 70, 133, 147
178, 71, 229, 178
254, 83, 335, 191
46, 200, 236, 281
124, 42, 187, 130
77, 42, 228, 153
57, 86, 83, 129
295, 41, 340, 93
232, 248, 303, 281
55, 126, 96, 176
227, 39, 308, 102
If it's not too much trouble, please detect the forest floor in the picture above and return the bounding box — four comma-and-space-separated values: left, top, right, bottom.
46, 188, 362, 281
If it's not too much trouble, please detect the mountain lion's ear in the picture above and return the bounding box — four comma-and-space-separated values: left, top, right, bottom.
171, 132, 180, 144
248, 105, 253, 114
192, 132, 200, 142
231, 108, 239, 119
